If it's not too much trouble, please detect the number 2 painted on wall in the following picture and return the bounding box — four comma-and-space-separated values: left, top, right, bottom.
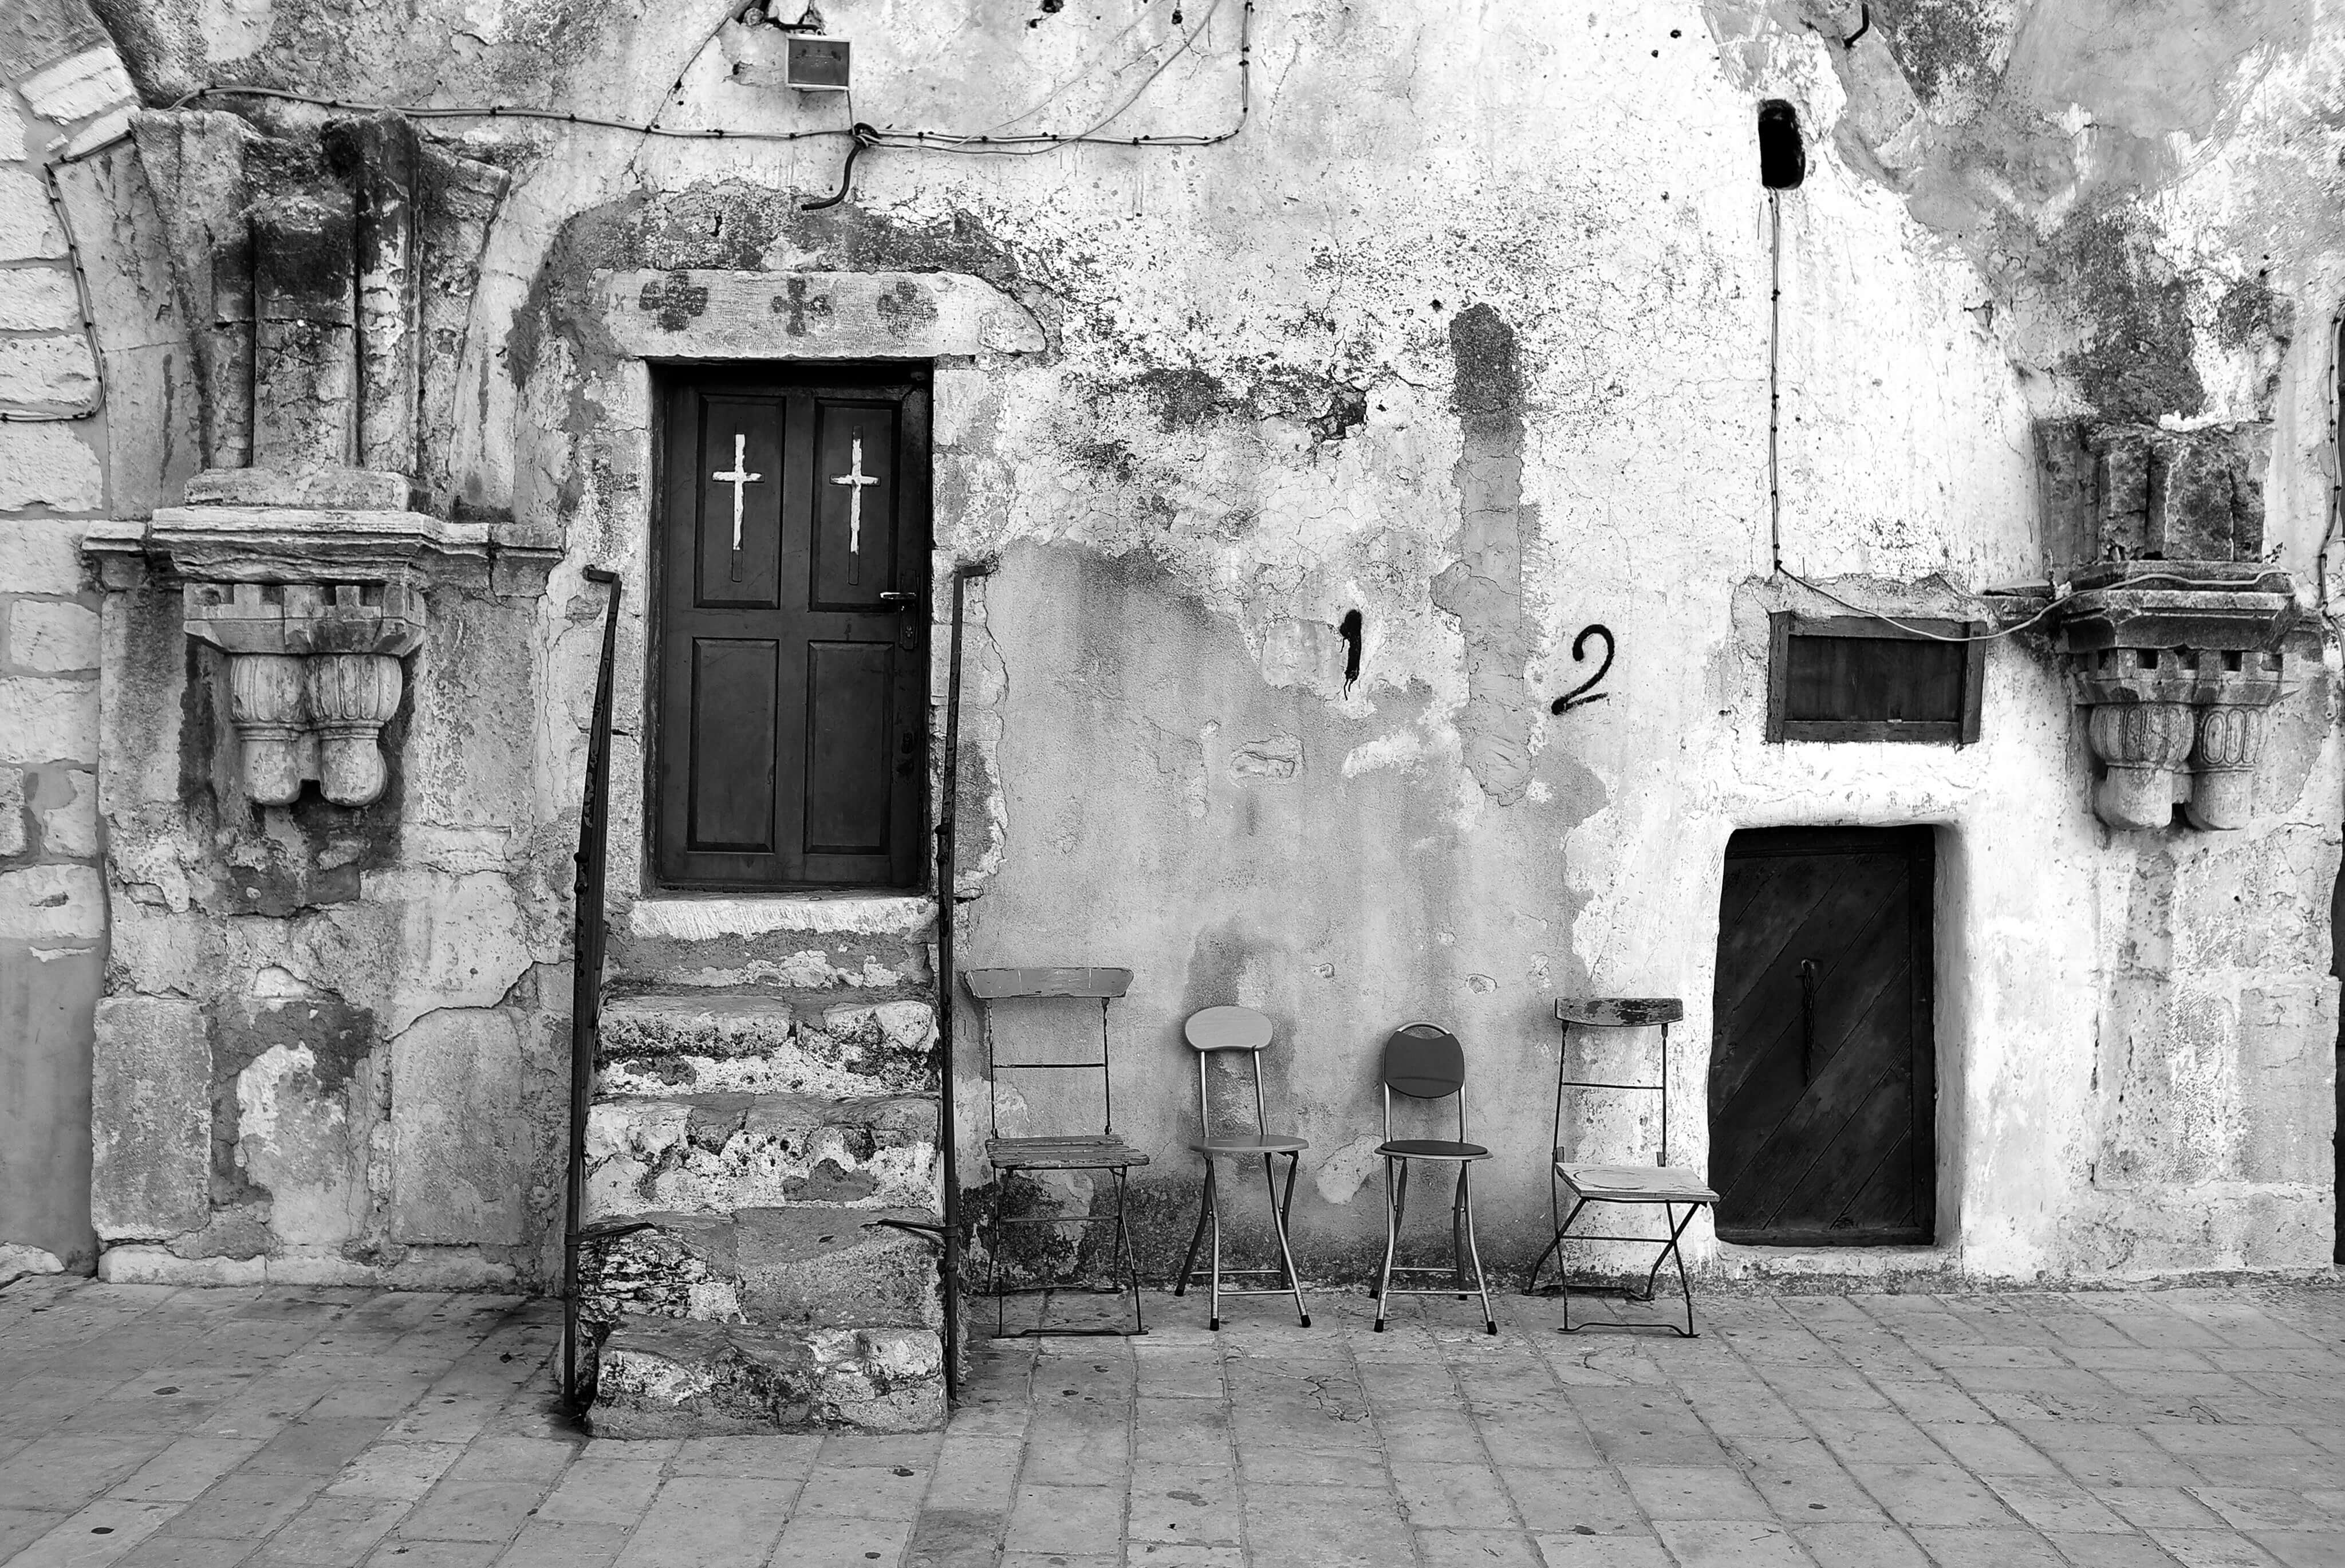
1550, 624, 1614, 715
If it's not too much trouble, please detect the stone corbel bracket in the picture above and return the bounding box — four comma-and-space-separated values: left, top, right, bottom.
2046, 565, 2300, 832
89, 505, 490, 809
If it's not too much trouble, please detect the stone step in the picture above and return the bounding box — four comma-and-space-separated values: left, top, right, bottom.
596, 990, 936, 1100
584, 1092, 940, 1220
588, 1317, 944, 1437
606, 897, 934, 996
579, 1207, 943, 1333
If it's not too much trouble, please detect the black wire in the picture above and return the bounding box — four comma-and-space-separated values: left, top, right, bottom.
168, 3, 1253, 158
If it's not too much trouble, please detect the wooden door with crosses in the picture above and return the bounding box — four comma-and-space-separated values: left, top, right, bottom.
653, 365, 931, 889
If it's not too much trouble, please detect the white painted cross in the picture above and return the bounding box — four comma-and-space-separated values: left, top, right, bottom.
829, 435, 880, 558
713, 433, 763, 554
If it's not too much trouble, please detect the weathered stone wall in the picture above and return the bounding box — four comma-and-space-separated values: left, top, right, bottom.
0, 7, 127, 1285
25, 0, 2345, 1288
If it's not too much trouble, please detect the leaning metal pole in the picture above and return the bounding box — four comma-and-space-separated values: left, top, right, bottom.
935, 558, 992, 1404
563, 566, 623, 1415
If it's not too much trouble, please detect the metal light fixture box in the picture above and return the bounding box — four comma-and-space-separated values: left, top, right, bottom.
787, 36, 851, 90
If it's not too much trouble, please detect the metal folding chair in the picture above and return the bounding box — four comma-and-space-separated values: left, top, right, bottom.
1171, 1006, 1311, 1330
967, 966, 1149, 1337
1370, 1022, 1496, 1335
1522, 997, 1717, 1337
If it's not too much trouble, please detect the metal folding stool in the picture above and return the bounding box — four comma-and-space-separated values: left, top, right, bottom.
967, 966, 1149, 1337
1370, 1022, 1496, 1335
1171, 1006, 1311, 1329
1522, 997, 1717, 1337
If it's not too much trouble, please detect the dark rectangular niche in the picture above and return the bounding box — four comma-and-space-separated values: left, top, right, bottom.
1765, 613, 1985, 745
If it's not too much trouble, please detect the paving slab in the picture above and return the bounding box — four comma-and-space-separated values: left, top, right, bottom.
2, 1279, 2343, 1566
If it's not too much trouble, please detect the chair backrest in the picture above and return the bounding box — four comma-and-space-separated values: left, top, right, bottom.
1382, 1022, 1464, 1099
1184, 1006, 1272, 1140
1184, 1006, 1272, 1053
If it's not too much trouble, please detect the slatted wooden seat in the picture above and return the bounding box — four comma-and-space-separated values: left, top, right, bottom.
968, 966, 1148, 1337
983, 1134, 1149, 1170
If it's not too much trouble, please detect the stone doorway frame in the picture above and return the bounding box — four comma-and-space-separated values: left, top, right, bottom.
563, 268, 1045, 935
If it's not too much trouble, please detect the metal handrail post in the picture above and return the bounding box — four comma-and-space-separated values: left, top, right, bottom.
563, 566, 622, 1414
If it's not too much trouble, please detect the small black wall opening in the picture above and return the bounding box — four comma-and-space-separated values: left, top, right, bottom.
1759, 100, 1806, 190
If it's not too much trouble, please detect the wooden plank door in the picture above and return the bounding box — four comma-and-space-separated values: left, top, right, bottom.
1708, 826, 1936, 1244
653, 366, 930, 889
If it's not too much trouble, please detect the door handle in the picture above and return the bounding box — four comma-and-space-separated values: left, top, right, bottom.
878, 592, 920, 612
1798, 959, 1819, 1084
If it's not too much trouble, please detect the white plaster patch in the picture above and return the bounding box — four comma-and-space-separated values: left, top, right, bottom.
1311, 1136, 1385, 1207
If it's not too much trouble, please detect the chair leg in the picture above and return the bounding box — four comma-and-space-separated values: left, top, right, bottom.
1449, 1172, 1463, 1298
1174, 1161, 1213, 1297
1665, 1201, 1701, 1339
1207, 1163, 1223, 1332
1373, 1156, 1400, 1332
990, 1177, 1007, 1339
1266, 1151, 1310, 1327
1552, 1196, 1589, 1334
1114, 1167, 1146, 1336
1639, 1204, 1677, 1303
1460, 1163, 1496, 1335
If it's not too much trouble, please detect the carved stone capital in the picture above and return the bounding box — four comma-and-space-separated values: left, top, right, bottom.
2084, 700, 2197, 832
226, 652, 310, 806
305, 653, 405, 806
2046, 563, 2300, 834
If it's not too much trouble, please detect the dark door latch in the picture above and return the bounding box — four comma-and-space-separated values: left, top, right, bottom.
878, 591, 920, 611
1798, 959, 1819, 1084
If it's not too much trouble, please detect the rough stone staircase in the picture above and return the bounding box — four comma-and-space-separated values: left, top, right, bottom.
573, 919, 947, 1437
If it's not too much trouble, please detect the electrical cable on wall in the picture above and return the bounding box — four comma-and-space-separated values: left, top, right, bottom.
167, 0, 1251, 161
1756, 97, 2068, 649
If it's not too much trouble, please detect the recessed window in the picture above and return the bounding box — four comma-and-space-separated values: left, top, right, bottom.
1765, 614, 1984, 744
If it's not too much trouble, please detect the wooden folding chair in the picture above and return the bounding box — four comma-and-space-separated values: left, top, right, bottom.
967, 967, 1149, 1337
1522, 998, 1717, 1337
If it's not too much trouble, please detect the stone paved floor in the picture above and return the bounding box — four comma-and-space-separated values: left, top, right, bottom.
2, 1276, 2342, 1568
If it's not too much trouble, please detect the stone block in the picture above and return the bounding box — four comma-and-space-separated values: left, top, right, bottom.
0, 269, 80, 332
0, 675, 97, 764
104, 896, 206, 995
18, 49, 136, 127
90, 996, 211, 1239
390, 1008, 528, 1246
31, 766, 94, 856
2150, 436, 2239, 560
596, 991, 936, 1099
98, 1244, 266, 1285
580, 1207, 944, 1333
0, 862, 102, 940
9, 600, 100, 672
0, 99, 25, 161
0, 518, 88, 593
0, 1242, 64, 1286
2236, 986, 2336, 1184
0, 336, 97, 410
589, 1318, 944, 1437
0, 423, 103, 510
584, 1092, 940, 1221
0, 766, 23, 857
0, 170, 64, 261
233, 1039, 370, 1248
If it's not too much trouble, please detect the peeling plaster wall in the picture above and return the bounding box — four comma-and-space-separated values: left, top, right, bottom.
38, 0, 2345, 1285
